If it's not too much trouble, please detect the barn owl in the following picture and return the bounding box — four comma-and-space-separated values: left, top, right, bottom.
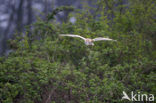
60, 34, 116, 46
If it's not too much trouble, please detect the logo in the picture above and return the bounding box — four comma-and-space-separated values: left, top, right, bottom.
122, 91, 154, 101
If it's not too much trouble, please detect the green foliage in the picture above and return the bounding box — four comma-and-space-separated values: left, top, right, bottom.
47, 6, 74, 21
0, 0, 156, 103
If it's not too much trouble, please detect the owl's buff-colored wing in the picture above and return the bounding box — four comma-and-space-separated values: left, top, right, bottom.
93, 37, 117, 42
60, 34, 86, 40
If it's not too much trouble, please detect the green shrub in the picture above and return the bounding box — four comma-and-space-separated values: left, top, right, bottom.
0, 0, 155, 103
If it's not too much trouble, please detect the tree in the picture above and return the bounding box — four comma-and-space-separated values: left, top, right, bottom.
0, 0, 155, 103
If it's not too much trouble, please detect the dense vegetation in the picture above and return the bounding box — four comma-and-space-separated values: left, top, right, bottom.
0, 0, 156, 103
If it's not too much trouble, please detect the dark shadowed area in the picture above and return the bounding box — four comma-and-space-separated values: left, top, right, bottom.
0, 0, 156, 103
0, 0, 82, 55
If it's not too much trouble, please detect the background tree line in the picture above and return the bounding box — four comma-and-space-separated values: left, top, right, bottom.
0, 0, 156, 103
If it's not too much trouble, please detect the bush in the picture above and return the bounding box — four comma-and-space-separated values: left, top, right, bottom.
0, 0, 155, 103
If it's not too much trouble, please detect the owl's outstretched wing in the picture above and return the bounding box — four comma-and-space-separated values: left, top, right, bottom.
93, 37, 117, 42
59, 34, 86, 40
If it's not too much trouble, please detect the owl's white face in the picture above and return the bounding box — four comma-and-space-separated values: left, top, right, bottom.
85, 38, 94, 45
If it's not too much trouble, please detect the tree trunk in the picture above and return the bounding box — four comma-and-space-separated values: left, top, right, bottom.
16, 0, 24, 33
27, 0, 32, 25
1, 3, 15, 55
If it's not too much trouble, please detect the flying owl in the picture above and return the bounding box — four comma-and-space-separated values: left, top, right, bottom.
60, 34, 116, 46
